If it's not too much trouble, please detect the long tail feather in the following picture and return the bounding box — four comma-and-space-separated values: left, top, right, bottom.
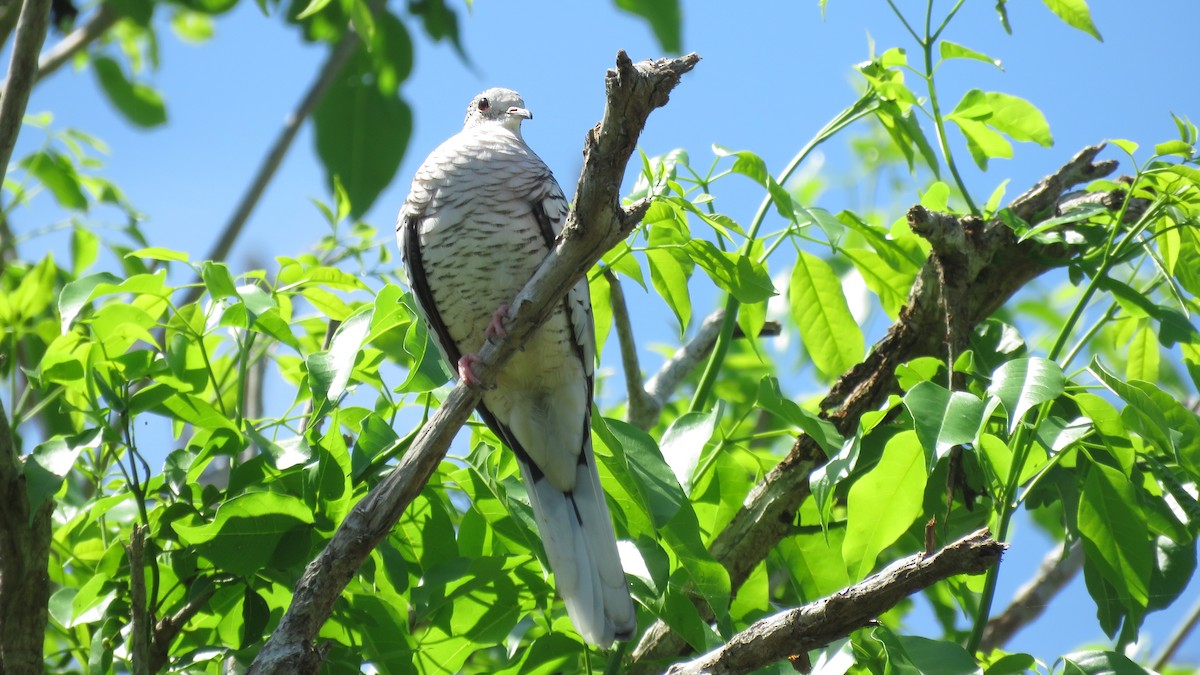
517, 441, 636, 647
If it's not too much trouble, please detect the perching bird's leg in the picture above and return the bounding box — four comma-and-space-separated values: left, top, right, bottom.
486, 304, 509, 340
457, 353, 487, 387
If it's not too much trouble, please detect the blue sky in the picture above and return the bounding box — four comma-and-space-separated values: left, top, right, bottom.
16, 0, 1200, 667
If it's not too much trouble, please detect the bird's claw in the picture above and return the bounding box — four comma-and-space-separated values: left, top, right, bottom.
457, 353, 490, 388
485, 304, 509, 340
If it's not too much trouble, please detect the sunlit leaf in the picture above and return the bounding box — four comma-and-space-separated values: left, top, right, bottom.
789, 251, 864, 378
986, 357, 1064, 434
843, 431, 926, 580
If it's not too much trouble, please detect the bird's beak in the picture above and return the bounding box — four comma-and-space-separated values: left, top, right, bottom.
507, 107, 533, 120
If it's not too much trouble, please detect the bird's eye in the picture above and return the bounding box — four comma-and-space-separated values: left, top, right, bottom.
478, 98, 490, 111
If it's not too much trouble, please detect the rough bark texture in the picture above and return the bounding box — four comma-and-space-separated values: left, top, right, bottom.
0, 405, 54, 674
666, 529, 1004, 675
246, 51, 700, 675
631, 144, 1125, 668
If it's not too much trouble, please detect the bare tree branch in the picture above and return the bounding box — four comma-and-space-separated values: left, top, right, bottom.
245, 51, 700, 675
126, 525, 150, 675
980, 540, 1082, 652
0, 0, 52, 185
1154, 593, 1200, 672
665, 529, 1004, 675
149, 583, 218, 674
631, 144, 1125, 668
607, 270, 658, 426
625, 309, 725, 429
34, 3, 117, 83
0, 378, 54, 673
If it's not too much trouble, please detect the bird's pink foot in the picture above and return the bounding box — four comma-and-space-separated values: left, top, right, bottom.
485, 304, 509, 340
457, 353, 487, 387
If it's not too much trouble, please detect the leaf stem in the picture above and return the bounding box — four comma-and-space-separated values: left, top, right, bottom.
921, 0, 978, 215
689, 93, 878, 412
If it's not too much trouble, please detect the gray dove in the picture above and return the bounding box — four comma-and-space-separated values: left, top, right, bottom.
397, 88, 636, 647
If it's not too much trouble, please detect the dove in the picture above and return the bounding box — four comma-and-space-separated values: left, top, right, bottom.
397, 88, 636, 647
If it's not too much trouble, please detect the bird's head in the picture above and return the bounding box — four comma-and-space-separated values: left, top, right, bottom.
463, 88, 532, 133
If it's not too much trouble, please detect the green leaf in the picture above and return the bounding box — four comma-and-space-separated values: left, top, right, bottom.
683, 240, 775, 303
58, 270, 167, 332
986, 653, 1036, 675
995, 0, 1012, 33
201, 261, 239, 300
660, 409, 719, 494
1078, 462, 1152, 609
23, 429, 102, 518
755, 376, 844, 456
1061, 650, 1149, 675
952, 117, 1013, 170
843, 431, 925, 580
939, 40, 1002, 69
108, 0, 154, 24
903, 381, 988, 463
20, 151, 88, 210
1090, 359, 1199, 474
397, 305, 452, 393
895, 634, 980, 675
308, 307, 373, 404
154, 392, 239, 433
91, 56, 167, 128
986, 357, 1064, 434
295, 0, 335, 20
947, 89, 1053, 149
71, 226, 100, 275
789, 250, 864, 378
313, 52, 412, 218
1041, 0, 1103, 41
173, 492, 314, 577
600, 418, 731, 627
170, 10, 215, 42
7, 254, 58, 321
614, 0, 681, 53
713, 145, 794, 221
646, 248, 692, 333
127, 246, 189, 263
843, 247, 912, 318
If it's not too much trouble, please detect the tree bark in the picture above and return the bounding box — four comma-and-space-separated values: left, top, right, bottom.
666, 529, 1004, 675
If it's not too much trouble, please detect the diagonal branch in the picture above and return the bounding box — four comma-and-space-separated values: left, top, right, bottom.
631, 144, 1126, 668
666, 529, 1004, 675
34, 2, 117, 83
980, 539, 1082, 652
0, 0, 52, 185
245, 51, 700, 675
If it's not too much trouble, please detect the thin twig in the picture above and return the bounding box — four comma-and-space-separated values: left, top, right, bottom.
34, 3, 116, 83
606, 270, 656, 426
630, 309, 725, 429
148, 584, 218, 673
1153, 593, 1200, 671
